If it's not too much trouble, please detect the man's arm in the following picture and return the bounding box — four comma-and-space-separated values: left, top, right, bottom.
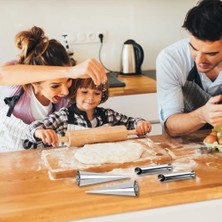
165, 95, 222, 137
165, 109, 205, 137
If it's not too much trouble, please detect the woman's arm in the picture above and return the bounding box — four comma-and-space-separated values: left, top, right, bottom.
0, 58, 107, 85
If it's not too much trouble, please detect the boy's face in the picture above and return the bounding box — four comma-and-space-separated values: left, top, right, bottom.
76, 87, 103, 112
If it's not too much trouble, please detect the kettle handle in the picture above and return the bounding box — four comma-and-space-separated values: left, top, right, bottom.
133, 42, 144, 74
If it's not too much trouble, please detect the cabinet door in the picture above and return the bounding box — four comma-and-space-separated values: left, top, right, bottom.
102, 93, 162, 135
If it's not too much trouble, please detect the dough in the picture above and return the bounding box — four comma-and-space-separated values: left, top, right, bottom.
74, 141, 144, 165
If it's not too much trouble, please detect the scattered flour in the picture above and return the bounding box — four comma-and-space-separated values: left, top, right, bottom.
172, 158, 198, 171
74, 141, 144, 165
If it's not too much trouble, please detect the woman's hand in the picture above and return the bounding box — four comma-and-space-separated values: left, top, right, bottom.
71, 58, 107, 85
135, 120, 152, 136
34, 128, 58, 147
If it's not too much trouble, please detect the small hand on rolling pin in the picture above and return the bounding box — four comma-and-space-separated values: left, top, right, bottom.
34, 128, 58, 147
135, 120, 152, 136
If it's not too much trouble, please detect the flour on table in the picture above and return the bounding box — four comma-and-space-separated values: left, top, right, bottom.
74, 141, 144, 165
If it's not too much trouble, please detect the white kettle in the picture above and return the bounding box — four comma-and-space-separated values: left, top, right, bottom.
121, 39, 144, 75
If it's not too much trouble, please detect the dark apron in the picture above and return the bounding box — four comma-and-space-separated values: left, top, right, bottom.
182, 63, 212, 129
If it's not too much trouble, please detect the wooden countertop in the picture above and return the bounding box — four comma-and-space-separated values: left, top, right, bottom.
1, 130, 222, 221
109, 74, 156, 97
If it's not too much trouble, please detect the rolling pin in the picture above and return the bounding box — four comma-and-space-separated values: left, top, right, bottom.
58, 125, 137, 147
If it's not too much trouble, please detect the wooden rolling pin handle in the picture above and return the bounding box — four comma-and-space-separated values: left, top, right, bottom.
127, 129, 137, 135
58, 136, 69, 143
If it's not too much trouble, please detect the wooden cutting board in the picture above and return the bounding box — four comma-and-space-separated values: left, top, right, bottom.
42, 138, 172, 179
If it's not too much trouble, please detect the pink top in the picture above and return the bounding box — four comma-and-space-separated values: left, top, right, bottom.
0, 85, 69, 124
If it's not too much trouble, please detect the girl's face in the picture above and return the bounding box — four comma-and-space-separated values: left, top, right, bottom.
76, 87, 102, 113
32, 78, 72, 105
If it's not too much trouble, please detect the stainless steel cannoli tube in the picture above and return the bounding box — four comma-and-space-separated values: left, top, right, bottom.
158, 170, 196, 182
135, 163, 172, 175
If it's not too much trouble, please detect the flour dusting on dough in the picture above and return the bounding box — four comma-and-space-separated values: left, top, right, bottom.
74, 141, 144, 165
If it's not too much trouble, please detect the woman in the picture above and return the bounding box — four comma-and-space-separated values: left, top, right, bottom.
0, 26, 106, 152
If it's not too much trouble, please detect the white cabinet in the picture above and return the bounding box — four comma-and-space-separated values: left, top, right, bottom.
102, 93, 162, 135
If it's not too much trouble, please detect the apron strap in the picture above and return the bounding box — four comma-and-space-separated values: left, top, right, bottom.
182, 63, 212, 130
187, 63, 203, 89
4, 88, 25, 117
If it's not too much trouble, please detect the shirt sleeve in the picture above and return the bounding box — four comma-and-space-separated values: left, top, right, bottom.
156, 39, 193, 127
156, 50, 184, 126
0, 106, 29, 138
105, 108, 145, 130
27, 107, 69, 142
0, 106, 29, 150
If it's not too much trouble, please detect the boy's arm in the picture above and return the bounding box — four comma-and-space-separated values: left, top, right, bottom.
105, 108, 145, 129
27, 107, 69, 142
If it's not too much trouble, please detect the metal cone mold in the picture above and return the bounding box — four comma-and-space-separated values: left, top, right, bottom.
86, 180, 139, 197
76, 171, 130, 187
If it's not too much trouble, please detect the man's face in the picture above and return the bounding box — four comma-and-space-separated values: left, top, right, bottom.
189, 35, 222, 74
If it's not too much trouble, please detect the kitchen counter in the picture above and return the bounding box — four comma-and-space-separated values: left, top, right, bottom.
109, 73, 156, 97
1, 130, 222, 222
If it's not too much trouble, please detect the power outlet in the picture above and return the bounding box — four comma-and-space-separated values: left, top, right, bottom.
69, 31, 107, 45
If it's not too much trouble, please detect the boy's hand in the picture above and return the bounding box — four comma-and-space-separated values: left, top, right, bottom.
34, 129, 58, 147
136, 121, 152, 136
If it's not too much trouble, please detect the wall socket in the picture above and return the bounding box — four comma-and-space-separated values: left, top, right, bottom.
69, 31, 107, 45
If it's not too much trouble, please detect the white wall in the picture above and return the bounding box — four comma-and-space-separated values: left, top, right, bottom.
0, 0, 197, 71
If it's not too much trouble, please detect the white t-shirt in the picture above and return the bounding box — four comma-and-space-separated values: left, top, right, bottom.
30, 89, 52, 120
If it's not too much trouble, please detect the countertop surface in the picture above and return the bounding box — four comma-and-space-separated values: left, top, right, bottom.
108, 71, 156, 97
1, 130, 222, 222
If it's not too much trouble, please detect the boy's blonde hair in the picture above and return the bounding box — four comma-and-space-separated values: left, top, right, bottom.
69, 78, 109, 104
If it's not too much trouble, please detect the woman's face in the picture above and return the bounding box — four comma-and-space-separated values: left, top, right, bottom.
76, 87, 102, 113
32, 78, 72, 105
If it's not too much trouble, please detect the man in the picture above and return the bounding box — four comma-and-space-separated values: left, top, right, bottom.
156, 0, 222, 137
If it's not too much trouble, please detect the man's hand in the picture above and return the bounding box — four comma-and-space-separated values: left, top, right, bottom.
201, 95, 222, 126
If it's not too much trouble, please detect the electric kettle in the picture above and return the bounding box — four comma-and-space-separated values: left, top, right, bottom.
121, 39, 144, 75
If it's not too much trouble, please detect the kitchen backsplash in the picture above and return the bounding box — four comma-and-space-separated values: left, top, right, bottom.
0, 0, 197, 71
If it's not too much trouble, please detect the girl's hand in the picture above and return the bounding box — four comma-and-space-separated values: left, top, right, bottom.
34, 128, 58, 147
136, 121, 152, 136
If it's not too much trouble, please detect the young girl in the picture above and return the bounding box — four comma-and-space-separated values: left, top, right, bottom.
27, 78, 152, 147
